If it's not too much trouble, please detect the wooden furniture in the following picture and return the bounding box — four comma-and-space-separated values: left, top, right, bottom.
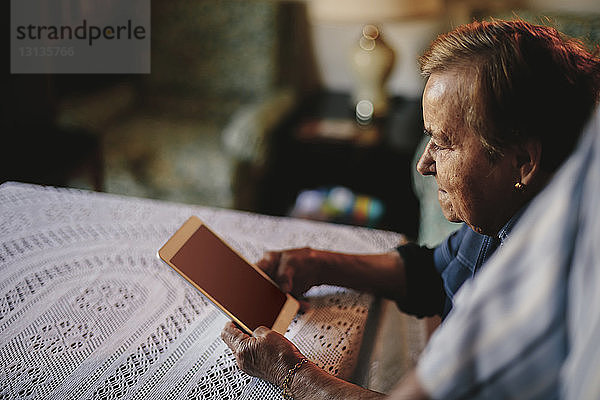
258, 91, 423, 238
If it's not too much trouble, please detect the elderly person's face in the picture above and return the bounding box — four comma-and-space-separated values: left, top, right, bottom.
417, 70, 524, 235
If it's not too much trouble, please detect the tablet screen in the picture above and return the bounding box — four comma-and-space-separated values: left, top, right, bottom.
170, 225, 287, 332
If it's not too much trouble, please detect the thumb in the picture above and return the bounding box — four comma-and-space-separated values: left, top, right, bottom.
279, 278, 292, 293
253, 325, 271, 338
277, 267, 294, 293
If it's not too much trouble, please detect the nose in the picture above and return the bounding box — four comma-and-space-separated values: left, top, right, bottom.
416, 140, 436, 176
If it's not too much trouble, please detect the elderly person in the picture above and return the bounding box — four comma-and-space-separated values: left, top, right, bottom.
221, 19, 600, 399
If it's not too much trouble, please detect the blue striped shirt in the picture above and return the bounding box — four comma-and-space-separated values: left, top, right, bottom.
398, 209, 524, 319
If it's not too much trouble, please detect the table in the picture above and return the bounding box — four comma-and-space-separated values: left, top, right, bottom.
0, 182, 407, 399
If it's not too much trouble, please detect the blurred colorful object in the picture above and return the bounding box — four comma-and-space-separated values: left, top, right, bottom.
290, 186, 384, 227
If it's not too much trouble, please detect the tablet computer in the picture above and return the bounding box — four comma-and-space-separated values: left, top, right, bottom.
158, 216, 299, 335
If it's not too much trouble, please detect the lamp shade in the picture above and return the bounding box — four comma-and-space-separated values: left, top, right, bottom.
308, 0, 443, 23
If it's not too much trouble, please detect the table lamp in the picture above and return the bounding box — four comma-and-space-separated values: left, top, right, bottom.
308, 0, 443, 118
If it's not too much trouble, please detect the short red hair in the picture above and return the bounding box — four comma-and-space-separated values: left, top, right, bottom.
420, 19, 600, 171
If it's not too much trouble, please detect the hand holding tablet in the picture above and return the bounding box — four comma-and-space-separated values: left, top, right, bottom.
158, 216, 300, 335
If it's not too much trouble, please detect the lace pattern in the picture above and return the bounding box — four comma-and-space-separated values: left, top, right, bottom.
0, 182, 404, 399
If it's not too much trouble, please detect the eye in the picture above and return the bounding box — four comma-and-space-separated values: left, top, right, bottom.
423, 128, 451, 151
429, 139, 445, 151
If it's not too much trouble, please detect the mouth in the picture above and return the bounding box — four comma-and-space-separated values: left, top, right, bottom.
434, 180, 445, 193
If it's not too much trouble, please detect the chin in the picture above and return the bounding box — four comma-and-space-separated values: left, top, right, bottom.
439, 204, 461, 223
445, 215, 462, 224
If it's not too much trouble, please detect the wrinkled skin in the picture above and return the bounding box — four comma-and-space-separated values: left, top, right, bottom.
256, 247, 406, 305
418, 71, 516, 235
221, 322, 427, 400
417, 69, 542, 236
220, 321, 304, 386
221, 247, 421, 399
256, 248, 323, 302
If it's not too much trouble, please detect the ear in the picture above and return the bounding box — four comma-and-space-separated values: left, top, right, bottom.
514, 139, 542, 186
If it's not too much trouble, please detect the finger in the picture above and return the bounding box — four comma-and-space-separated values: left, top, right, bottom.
278, 276, 292, 293
256, 251, 280, 277
298, 299, 311, 313
253, 325, 271, 338
276, 256, 294, 293
221, 321, 249, 350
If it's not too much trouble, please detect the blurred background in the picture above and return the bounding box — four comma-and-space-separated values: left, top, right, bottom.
2, 0, 599, 240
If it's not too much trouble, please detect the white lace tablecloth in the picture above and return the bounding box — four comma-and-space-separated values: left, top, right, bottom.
0, 182, 404, 399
